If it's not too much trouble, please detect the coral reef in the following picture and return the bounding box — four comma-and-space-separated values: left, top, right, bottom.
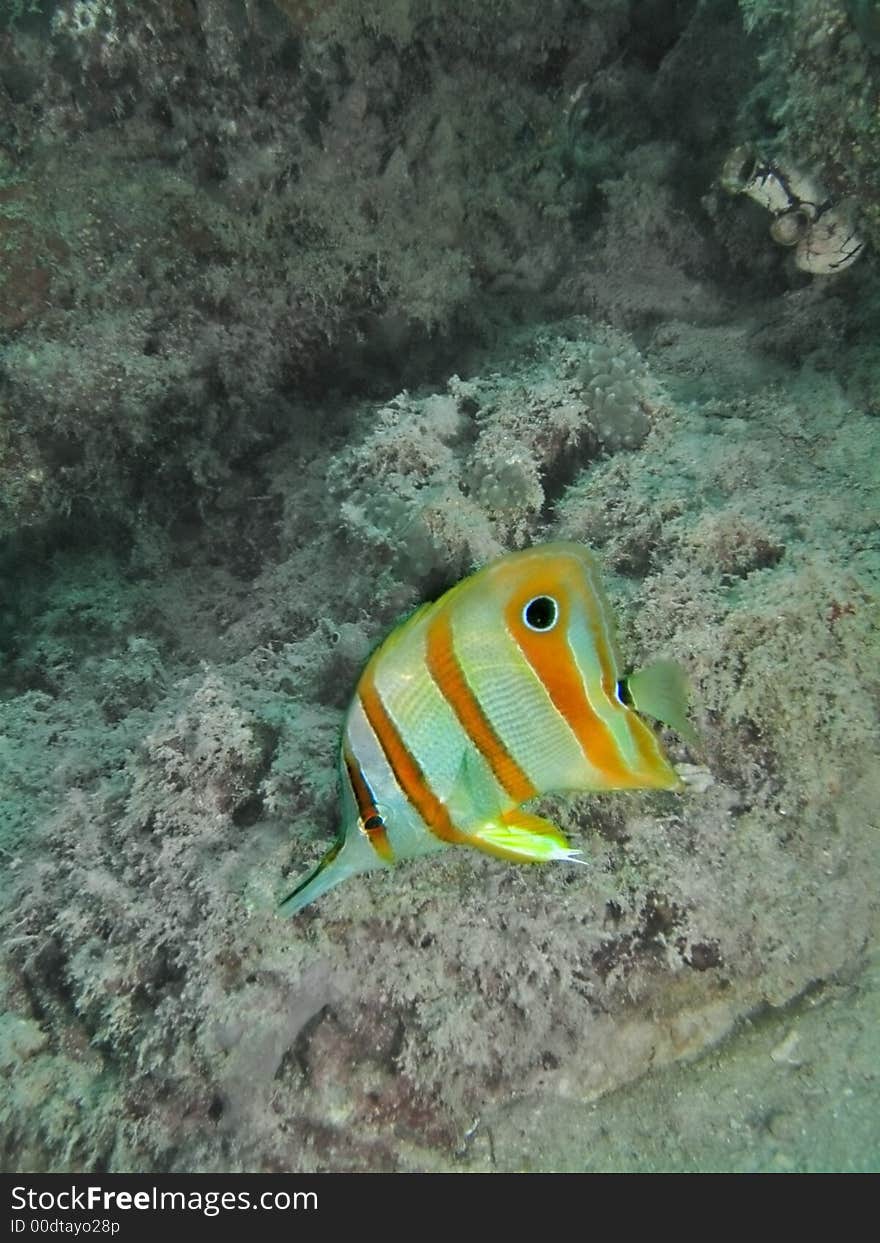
0, 0, 637, 542
1, 0, 879, 1174
3, 310, 879, 1171
330, 322, 659, 575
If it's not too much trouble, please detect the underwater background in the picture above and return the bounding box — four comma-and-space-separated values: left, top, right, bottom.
0, 0, 878, 1173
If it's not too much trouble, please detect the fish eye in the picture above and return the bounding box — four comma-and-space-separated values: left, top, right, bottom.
523, 595, 558, 632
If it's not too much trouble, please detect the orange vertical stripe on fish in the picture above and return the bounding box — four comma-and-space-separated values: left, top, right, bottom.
358, 664, 470, 848
426, 607, 537, 806
343, 744, 395, 863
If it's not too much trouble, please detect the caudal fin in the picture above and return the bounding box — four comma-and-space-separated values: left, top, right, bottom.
279, 840, 347, 916
279, 831, 383, 916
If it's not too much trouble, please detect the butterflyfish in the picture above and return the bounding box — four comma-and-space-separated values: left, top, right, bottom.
280, 541, 697, 915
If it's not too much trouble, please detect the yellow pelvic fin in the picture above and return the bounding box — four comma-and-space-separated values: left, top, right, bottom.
467, 808, 585, 865
626, 659, 699, 747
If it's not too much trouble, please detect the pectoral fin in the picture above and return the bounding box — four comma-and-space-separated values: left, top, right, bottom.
624, 659, 699, 746
446, 746, 503, 826
450, 749, 584, 866
467, 808, 585, 865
